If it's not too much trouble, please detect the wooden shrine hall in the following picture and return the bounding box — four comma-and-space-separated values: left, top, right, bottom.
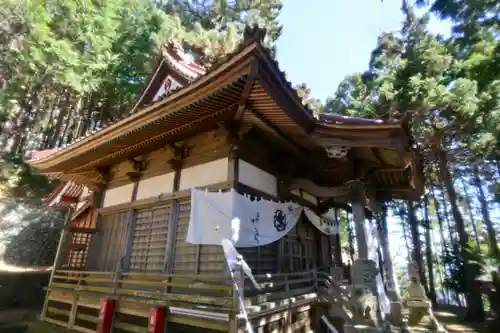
28, 34, 423, 333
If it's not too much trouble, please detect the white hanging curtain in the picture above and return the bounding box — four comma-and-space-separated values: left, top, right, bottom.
303, 207, 339, 235
186, 188, 303, 247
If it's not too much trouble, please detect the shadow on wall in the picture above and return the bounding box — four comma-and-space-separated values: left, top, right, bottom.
0, 272, 50, 311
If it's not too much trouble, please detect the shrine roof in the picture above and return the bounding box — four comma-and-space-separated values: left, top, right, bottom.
131, 41, 207, 111
26, 33, 422, 200
42, 181, 85, 208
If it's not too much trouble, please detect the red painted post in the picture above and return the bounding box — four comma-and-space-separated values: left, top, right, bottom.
96, 299, 114, 333
147, 307, 166, 333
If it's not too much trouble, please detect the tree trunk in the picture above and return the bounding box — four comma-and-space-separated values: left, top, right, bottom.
473, 164, 500, 260
379, 204, 400, 299
439, 182, 457, 247
430, 184, 452, 305
430, 183, 449, 255
424, 195, 437, 308
41, 96, 59, 149
460, 178, 481, 248
400, 206, 412, 263
49, 92, 70, 147
407, 200, 429, 295
435, 148, 484, 321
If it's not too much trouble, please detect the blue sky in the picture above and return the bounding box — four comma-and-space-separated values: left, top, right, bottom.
275, 0, 453, 272
276, 0, 452, 102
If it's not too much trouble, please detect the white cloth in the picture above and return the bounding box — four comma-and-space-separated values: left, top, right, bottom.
304, 207, 339, 235
187, 188, 302, 247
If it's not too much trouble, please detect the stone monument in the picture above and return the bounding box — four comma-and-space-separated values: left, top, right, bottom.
406, 262, 444, 332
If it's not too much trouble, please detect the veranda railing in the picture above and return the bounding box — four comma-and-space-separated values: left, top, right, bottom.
44, 268, 322, 332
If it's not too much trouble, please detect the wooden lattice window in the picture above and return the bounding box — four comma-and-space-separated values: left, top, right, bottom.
238, 241, 279, 275
67, 232, 91, 269
129, 206, 170, 272
172, 201, 226, 275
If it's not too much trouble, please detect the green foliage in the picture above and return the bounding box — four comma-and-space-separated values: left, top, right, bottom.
0, 153, 56, 200
0, 0, 283, 266
3, 206, 64, 267
0, 0, 282, 191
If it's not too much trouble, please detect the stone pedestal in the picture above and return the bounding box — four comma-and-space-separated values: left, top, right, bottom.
350, 259, 379, 327
405, 262, 445, 332
389, 301, 403, 326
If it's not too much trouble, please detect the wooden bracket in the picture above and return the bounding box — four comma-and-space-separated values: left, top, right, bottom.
126, 171, 141, 182
129, 157, 148, 173
217, 122, 252, 153
167, 142, 188, 170
95, 166, 113, 183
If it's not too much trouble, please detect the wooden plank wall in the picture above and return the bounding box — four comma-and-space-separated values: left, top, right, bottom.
92, 200, 327, 276
89, 211, 130, 271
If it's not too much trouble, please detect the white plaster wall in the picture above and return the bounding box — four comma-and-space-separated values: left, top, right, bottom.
178, 158, 229, 191
102, 183, 134, 208
238, 160, 277, 196
136, 172, 175, 200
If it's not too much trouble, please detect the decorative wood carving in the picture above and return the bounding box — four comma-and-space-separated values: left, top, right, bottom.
218, 121, 252, 157
95, 166, 113, 183
129, 157, 148, 173
167, 142, 188, 170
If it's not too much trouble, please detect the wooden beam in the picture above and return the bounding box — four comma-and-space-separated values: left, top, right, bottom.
249, 110, 306, 157
370, 148, 384, 166
68, 102, 238, 173
317, 199, 373, 219
235, 60, 259, 121
60, 195, 79, 204
311, 134, 404, 149
69, 227, 97, 234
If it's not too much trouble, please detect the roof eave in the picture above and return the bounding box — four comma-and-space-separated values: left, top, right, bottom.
27, 42, 261, 171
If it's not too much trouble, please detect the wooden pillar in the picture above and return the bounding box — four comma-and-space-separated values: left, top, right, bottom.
276, 177, 289, 273
165, 144, 185, 274
42, 206, 73, 321
122, 170, 141, 271
50, 208, 72, 280
332, 208, 342, 266
85, 179, 107, 271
